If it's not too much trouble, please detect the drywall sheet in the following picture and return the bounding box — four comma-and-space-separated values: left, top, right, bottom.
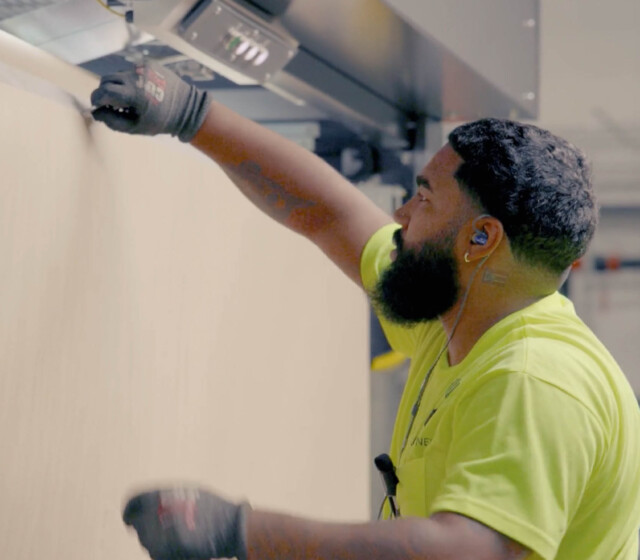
0, 36, 370, 560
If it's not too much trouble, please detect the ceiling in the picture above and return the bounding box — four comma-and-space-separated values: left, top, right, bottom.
0, 0, 539, 143
0, 0, 637, 203
535, 0, 640, 206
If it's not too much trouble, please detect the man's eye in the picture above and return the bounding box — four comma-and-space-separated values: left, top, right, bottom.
416, 186, 429, 202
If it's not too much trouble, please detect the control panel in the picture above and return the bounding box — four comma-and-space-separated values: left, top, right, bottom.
176, 0, 298, 84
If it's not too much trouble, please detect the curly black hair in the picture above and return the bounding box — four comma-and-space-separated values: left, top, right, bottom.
448, 118, 598, 274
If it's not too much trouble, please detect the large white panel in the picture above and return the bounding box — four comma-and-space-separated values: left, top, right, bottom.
0, 35, 370, 560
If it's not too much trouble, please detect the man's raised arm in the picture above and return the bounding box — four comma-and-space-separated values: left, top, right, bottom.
91, 61, 393, 285
190, 100, 393, 284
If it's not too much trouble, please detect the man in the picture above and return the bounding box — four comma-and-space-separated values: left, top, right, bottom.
92, 62, 640, 559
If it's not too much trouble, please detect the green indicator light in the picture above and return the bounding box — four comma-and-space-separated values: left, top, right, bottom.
227, 36, 241, 51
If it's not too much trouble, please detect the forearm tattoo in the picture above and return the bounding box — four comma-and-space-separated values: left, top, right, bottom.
234, 161, 316, 222
431, 513, 530, 559
468, 516, 530, 559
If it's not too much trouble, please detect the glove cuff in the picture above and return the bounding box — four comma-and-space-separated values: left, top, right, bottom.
235, 502, 252, 560
176, 87, 213, 143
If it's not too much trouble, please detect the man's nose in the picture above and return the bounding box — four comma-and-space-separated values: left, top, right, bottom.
393, 201, 410, 225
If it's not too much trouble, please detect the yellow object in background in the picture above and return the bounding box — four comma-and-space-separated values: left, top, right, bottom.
371, 350, 407, 372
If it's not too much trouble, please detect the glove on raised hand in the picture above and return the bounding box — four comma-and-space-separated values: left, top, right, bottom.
91, 61, 212, 142
123, 487, 249, 560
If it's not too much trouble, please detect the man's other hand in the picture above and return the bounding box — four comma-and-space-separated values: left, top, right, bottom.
122, 486, 249, 560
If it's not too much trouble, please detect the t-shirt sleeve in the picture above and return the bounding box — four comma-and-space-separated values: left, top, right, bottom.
430, 372, 604, 560
359, 224, 419, 357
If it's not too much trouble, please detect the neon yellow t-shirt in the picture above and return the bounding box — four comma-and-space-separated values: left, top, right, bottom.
361, 224, 640, 560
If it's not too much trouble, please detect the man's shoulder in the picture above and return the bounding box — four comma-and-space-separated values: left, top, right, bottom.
359, 223, 400, 291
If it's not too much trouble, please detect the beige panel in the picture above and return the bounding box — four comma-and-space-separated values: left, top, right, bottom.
0, 37, 370, 560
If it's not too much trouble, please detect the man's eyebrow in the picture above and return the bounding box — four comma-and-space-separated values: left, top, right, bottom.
415, 175, 432, 190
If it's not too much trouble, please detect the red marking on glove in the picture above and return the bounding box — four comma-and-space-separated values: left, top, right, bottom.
157, 497, 197, 531
136, 66, 167, 105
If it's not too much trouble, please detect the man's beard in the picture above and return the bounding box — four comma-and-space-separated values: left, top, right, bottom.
371, 228, 461, 325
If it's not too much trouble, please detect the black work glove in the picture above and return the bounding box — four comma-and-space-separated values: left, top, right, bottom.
91, 61, 212, 142
123, 487, 249, 560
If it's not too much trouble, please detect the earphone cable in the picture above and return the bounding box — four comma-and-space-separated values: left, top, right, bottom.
399, 253, 489, 455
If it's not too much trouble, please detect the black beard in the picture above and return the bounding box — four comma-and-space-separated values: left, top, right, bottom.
371, 229, 460, 325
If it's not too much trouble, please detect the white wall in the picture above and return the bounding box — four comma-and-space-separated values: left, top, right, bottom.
537, 0, 640, 129
0, 36, 371, 560
535, 0, 640, 394
569, 209, 640, 394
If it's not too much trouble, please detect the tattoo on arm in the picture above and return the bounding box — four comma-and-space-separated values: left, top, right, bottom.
235, 161, 316, 222
432, 513, 530, 559
496, 533, 530, 559
466, 516, 530, 559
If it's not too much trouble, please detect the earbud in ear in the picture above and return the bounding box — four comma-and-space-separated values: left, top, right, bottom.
471, 231, 488, 245
470, 214, 492, 246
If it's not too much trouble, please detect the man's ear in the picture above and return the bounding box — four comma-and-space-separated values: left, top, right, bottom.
463, 215, 504, 263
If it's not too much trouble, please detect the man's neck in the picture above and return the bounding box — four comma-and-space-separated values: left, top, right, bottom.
440, 272, 554, 366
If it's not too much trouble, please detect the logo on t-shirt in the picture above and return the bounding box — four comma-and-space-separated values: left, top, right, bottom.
411, 436, 432, 447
